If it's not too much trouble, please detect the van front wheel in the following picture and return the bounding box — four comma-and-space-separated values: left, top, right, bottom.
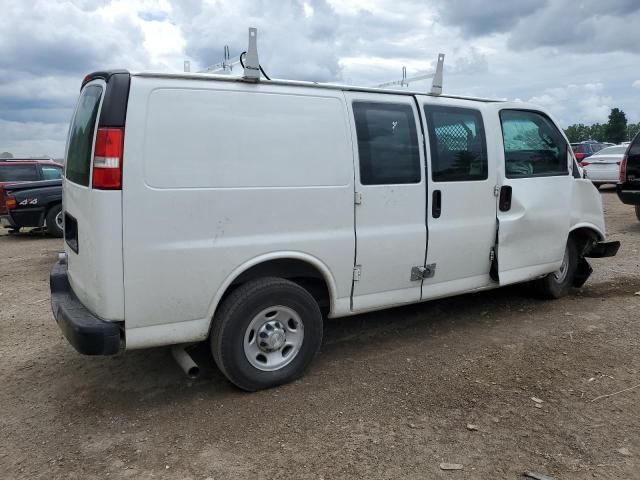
210, 277, 323, 391
532, 238, 578, 299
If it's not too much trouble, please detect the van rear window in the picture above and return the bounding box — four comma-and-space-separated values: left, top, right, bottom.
66, 85, 102, 186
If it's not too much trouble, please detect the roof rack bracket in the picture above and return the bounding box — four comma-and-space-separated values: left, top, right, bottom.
430, 53, 445, 96
243, 27, 261, 82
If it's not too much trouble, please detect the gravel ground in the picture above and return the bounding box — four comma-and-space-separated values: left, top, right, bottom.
1, 188, 639, 480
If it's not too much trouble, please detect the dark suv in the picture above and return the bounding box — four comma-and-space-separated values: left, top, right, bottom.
617, 133, 640, 221
0, 159, 63, 185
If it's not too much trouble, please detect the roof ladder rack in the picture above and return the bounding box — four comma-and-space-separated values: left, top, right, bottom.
375, 53, 445, 95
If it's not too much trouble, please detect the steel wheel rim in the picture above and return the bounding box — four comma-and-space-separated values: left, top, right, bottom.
243, 305, 304, 372
55, 211, 64, 230
553, 246, 569, 282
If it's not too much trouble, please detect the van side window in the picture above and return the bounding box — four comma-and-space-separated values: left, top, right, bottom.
353, 102, 421, 185
424, 106, 488, 182
500, 110, 569, 178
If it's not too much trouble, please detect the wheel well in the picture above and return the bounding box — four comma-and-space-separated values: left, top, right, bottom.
221, 259, 331, 313
570, 227, 601, 257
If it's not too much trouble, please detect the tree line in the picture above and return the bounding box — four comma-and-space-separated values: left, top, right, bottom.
564, 108, 639, 144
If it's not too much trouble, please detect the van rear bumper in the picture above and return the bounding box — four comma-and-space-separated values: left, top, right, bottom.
50, 258, 123, 355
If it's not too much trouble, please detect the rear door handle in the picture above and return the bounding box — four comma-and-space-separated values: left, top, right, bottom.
499, 186, 512, 212
432, 190, 442, 218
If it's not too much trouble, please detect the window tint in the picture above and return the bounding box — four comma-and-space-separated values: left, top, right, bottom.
353, 102, 420, 185
66, 85, 102, 186
500, 110, 569, 178
424, 106, 488, 182
0, 164, 39, 182
41, 165, 63, 180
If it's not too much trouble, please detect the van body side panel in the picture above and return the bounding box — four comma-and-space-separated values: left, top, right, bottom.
63, 79, 125, 321
122, 78, 354, 344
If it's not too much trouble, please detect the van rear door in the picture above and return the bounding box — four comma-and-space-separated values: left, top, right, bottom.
63, 72, 129, 321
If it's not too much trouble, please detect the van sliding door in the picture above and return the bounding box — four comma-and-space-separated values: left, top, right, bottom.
345, 93, 427, 311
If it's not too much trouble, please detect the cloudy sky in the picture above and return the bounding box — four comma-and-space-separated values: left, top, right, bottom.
1, 0, 639, 157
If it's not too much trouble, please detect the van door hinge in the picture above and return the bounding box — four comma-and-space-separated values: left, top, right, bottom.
353, 265, 362, 281
354, 191, 362, 205
494, 185, 501, 197
411, 264, 436, 281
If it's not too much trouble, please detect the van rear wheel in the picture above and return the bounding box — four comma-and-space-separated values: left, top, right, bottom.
532, 238, 578, 299
210, 277, 323, 391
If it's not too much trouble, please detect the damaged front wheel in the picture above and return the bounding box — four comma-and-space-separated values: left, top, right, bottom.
532, 238, 578, 299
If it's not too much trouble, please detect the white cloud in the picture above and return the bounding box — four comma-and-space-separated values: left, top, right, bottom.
633, 80, 640, 89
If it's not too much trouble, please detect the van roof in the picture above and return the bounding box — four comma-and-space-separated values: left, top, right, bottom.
130, 70, 505, 104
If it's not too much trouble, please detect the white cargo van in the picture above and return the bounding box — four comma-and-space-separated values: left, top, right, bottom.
51, 61, 619, 391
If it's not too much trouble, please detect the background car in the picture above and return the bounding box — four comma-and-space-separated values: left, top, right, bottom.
580, 145, 626, 188
571, 141, 607, 162
0, 158, 63, 185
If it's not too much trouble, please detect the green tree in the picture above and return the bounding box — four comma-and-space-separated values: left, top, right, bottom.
627, 123, 640, 141
0, 151, 13, 158
605, 108, 627, 144
589, 123, 606, 142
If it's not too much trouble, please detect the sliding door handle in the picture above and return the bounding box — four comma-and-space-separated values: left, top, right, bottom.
432, 190, 442, 218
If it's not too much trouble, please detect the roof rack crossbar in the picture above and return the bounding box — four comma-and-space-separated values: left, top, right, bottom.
375, 53, 445, 95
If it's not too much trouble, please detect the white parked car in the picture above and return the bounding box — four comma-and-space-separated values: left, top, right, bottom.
50, 65, 619, 391
581, 145, 626, 188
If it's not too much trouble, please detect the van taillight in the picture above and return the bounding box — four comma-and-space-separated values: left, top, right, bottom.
93, 127, 123, 190
619, 154, 628, 183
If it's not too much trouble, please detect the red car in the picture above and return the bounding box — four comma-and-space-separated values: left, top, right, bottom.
0, 158, 63, 185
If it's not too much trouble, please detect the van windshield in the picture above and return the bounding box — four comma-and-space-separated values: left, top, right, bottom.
65, 85, 102, 186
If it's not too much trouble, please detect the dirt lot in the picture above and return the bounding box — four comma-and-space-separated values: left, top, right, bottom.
1, 189, 639, 480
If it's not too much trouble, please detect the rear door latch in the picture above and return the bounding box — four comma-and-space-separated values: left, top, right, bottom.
411, 264, 436, 281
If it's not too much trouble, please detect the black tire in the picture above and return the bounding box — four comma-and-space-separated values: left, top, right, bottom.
210, 277, 323, 391
532, 238, 578, 299
635, 205, 640, 222
7, 227, 20, 234
45, 204, 63, 238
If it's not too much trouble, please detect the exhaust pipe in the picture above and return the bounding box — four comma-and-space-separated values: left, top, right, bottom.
171, 345, 200, 379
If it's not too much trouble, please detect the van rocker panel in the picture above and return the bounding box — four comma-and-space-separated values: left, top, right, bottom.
50, 259, 123, 355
